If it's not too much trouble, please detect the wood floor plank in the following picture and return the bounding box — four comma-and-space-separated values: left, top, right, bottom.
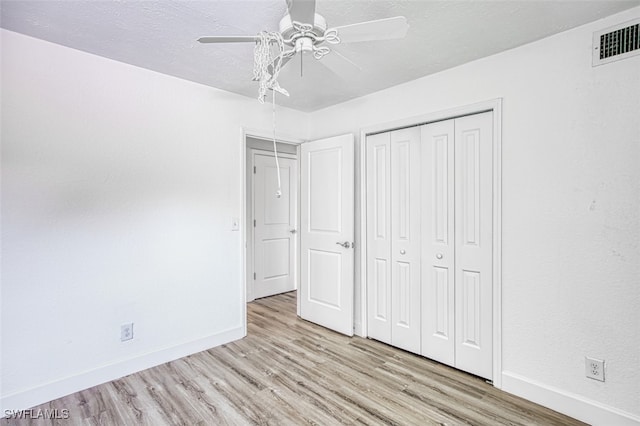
2, 291, 586, 426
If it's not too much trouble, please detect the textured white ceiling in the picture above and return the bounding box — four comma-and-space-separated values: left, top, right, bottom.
2, 0, 639, 112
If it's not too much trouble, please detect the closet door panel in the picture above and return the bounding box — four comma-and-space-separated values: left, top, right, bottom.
366, 132, 392, 344
390, 127, 421, 354
420, 119, 455, 366
454, 112, 493, 380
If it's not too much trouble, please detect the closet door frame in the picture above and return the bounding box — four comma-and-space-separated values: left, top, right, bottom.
359, 98, 503, 388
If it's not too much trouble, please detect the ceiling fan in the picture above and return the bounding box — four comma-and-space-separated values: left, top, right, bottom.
197, 0, 409, 76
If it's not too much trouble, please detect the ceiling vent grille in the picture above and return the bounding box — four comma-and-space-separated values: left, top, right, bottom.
593, 18, 640, 66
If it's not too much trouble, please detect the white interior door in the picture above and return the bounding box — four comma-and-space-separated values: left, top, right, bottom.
300, 134, 354, 336
454, 112, 493, 380
366, 132, 392, 344
253, 153, 298, 299
390, 127, 421, 353
421, 119, 456, 366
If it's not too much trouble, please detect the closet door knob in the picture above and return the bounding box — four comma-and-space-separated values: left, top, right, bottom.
400, 249, 406, 255
436, 253, 443, 259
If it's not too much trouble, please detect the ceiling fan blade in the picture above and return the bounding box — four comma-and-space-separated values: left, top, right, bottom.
319, 49, 362, 77
287, 0, 316, 24
197, 36, 260, 43
333, 16, 408, 43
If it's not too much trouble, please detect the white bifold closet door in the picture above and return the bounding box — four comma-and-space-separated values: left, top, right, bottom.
420, 119, 455, 364
366, 127, 421, 354
421, 112, 493, 380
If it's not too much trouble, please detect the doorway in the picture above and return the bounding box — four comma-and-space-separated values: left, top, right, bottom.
242, 131, 356, 337
251, 151, 298, 299
245, 135, 300, 302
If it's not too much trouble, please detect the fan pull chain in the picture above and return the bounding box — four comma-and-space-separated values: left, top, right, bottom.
272, 89, 282, 198
253, 31, 288, 198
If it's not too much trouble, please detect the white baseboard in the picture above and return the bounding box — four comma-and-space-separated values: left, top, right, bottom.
1, 325, 245, 415
501, 371, 640, 426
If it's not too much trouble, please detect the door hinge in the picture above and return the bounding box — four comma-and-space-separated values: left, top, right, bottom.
253, 272, 256, 280
253, 166, 256, 174
254, 219, 256, 227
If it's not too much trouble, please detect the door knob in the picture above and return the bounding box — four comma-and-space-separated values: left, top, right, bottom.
400, 249, 406, 255
289, 229, 297, 234
336, 241, 351, 248
436, 253, 443, 259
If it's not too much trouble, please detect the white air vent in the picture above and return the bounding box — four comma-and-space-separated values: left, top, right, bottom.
593, 18, 640, 66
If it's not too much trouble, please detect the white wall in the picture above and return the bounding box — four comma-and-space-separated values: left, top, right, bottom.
308, 7, 640, 425
0, 29, 308, 411
3, 5, 640, 424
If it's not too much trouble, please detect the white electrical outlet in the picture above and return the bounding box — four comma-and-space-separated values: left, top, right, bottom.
585, 357, 605, 382
121, 323, 134, 342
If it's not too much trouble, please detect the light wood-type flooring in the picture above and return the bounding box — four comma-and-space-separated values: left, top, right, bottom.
3, 291, 585, 425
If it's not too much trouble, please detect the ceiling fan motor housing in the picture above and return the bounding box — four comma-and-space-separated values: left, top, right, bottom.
279, 13, 327, 46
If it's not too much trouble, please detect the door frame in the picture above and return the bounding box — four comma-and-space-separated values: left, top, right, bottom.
241, 128, 304, 332
358, 99, 503, 388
